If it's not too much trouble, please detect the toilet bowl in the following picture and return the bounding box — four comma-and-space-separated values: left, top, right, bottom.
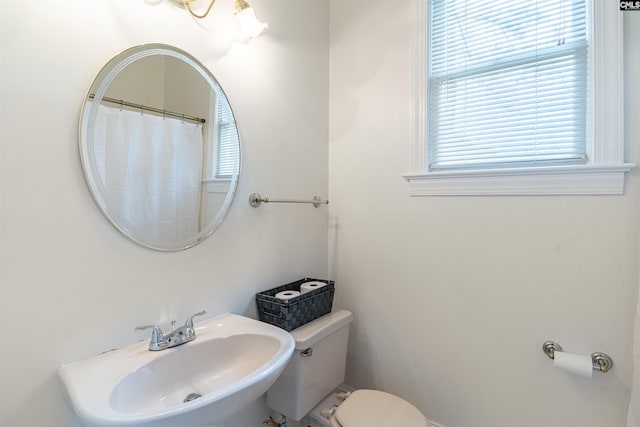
266, 309, 427, 427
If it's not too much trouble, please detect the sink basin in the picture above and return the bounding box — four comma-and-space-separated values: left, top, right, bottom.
58, 313, 295, 427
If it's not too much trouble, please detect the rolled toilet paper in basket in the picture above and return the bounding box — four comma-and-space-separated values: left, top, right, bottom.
554, 351, 593, 378
275, 290, 301, 301
300, 281, 327, 294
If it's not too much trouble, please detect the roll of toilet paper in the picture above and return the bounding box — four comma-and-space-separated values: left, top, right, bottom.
554, 351, 593, 378
275, 290, 301, 301
300, 281, 326, 294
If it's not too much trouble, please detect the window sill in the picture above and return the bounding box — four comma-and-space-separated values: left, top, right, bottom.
203, 179, 232, 193
403, 164, 636, 196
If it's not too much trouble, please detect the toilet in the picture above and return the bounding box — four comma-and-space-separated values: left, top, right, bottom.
266, 309, 427, 427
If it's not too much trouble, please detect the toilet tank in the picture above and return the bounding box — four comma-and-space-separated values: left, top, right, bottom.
266, 309, 353, 421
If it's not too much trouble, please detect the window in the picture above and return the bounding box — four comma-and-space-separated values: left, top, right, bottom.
430, 0, 588, 170
405, 0, 634, 195
214, 93, 239, 180
202, 88, 239, 195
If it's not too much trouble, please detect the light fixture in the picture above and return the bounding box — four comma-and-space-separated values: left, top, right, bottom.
233, 0, 268, 40
171, 0, 268, 40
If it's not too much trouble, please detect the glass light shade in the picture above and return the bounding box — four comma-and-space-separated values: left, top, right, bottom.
235, 7, 268, 40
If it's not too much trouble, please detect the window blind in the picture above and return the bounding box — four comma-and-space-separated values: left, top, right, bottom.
215, 93, 239, 179
428, 0, 589, 170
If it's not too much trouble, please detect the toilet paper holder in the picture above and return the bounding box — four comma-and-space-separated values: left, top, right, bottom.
542, 341, 613, 373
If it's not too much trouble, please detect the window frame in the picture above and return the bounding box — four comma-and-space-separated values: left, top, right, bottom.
203, 87, 239, 193
404, 0, 634, 196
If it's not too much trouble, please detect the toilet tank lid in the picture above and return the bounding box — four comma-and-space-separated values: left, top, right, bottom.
290, 309, 353, 349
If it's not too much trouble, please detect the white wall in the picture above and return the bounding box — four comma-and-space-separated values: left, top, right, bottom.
328, 1, 640, 427
0, 1, 329, 426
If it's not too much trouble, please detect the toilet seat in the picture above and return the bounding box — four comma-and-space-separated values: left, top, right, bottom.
329, 389, 427, 427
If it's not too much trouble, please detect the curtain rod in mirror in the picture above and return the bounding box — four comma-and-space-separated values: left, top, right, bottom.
88, 94, 206, 124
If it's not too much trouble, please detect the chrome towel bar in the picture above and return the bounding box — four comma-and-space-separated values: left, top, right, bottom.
542, 340, 613, 373
249, 193, 329, 208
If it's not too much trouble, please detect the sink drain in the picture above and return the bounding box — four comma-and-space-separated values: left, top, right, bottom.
184, 393, 202, 403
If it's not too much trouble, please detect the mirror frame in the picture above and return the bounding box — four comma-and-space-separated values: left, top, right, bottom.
79, 44, 240, 251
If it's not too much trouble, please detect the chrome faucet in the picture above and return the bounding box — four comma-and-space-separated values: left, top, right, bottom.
135, 310, 207, 351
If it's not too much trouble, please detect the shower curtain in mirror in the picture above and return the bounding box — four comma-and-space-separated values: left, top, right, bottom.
93, 103, 203, 248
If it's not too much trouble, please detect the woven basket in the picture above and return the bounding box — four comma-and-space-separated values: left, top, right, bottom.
255, 278, 335, 331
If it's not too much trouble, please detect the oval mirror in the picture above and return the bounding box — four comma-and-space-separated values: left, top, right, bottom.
79, 44, 240, 251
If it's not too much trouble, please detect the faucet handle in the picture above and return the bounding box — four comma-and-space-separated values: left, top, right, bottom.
134, 324, 164, 344
184, 310, 207, 329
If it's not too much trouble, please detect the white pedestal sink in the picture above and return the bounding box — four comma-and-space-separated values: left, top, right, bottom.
58, 313, 295, 427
